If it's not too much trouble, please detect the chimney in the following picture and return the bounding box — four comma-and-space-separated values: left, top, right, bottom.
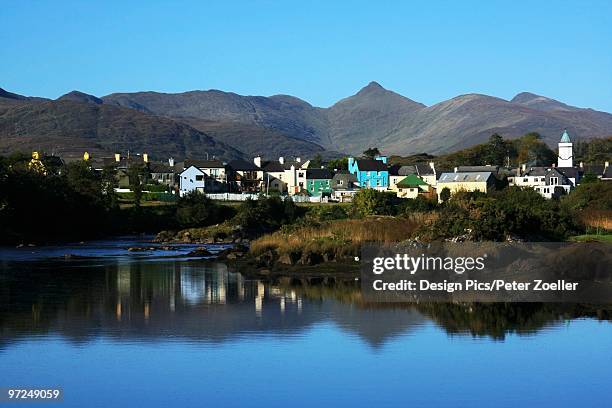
296, 157, 301, 163
580, 162, 584, 169
168, 157, 175, 167
521, 163, 526, 174
83, 152, 90, 161
454, 167, 458, 173
278, 156, 284, 165
115, 153, 121, 162
143, 153, 148, 163
254, 156, 262, 167
429, 162, 435, 171
605, 161, 609, 169
375, 155, 388, 164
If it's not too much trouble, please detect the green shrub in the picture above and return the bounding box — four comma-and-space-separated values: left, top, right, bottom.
351, 189, 398, 217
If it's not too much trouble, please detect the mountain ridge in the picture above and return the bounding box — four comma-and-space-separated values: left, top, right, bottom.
2, 82, 612, 159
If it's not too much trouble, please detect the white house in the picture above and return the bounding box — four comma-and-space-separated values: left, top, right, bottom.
179, 165, 206, 196
533, 168, 573, 199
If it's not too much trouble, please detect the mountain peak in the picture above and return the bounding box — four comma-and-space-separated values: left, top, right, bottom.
58, 90, 103, 105
511, 92, 573, 112
358, 81, 385, 94
511, 92, 545, 104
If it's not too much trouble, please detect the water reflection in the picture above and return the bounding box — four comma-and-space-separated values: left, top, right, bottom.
1, 259, 611, 351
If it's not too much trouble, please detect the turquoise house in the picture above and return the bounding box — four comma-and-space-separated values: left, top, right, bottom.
305, 168, 333, 196
347, 156, 389, 189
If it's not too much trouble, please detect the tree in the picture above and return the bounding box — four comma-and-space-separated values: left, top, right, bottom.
440, 187, 451, 203
352, 189, 396, 216
310, 153, 323, 168
326, 157, 349, 171
176, 191, 222, 227
127, 165, 144, 208
484, 133, 506, 165
362, 147, 381, 160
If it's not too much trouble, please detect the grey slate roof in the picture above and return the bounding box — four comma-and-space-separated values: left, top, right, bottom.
185, 159, 225, 169
354, 159, 388, 171
306, 168, 333, 179
415, 163, 435, 175
438, 172, 493, 183
582, 164, 605, 176
456, 165, 499, 173
557, 167, 580, 179
525, 167, 548, 177
398, 165, 418, 176
228, 159, 260, 171
261, 161, 285, 172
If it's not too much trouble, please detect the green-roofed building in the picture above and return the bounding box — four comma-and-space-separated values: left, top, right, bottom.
394, 174, 432, 199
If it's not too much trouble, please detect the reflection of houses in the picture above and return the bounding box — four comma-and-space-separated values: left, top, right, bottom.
436, 171, 495, 201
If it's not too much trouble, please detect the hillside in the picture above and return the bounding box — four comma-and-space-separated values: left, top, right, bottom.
101, 83, 612, 156
0, 98, 244, 160
2, 83, 612, 159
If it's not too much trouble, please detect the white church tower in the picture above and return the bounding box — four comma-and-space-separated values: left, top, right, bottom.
557, 129, 573, 168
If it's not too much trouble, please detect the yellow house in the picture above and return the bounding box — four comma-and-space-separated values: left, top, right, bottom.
436, 172, 494, 201
394, 174, 432, 199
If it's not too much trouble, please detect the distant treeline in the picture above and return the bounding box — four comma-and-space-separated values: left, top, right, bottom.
387, 133, 612, 168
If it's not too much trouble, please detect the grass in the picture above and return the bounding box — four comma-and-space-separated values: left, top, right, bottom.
569, 234, 612, 243
250, 216, 423, 260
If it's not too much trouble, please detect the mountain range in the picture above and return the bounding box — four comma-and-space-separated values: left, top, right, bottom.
1, 82, 611, 161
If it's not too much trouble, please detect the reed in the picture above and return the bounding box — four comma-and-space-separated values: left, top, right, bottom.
250, 216, 423, 258
581, 210, 612, 232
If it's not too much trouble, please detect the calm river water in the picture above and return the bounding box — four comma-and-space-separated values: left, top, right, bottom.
1, 239, 611, 407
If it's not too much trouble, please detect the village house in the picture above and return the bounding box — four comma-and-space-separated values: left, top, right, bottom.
185, 159, 227, 183
436, 171, 495, 201
331, 171, 359, 202
508, 130, 583, 198
394, 174, 434, 199
305, 168, 333, 196
149, 158, 176, 188
348, 156, 389, 189
179, 165, 206, 196
533, 167, 573, 199
259, 156, 310, 194
228, 159, 263, 192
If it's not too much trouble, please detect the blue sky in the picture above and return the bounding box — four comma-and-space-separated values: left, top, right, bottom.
1, 0, 611, 111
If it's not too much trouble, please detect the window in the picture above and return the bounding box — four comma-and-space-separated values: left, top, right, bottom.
196, 175, 204, 181
523, 178, 528, 182
550, 177, 558, 185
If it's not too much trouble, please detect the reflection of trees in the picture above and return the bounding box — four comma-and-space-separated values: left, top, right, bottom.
1, 262, 611, 350
414, 303, 612, 340
279, 281, 612, 341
